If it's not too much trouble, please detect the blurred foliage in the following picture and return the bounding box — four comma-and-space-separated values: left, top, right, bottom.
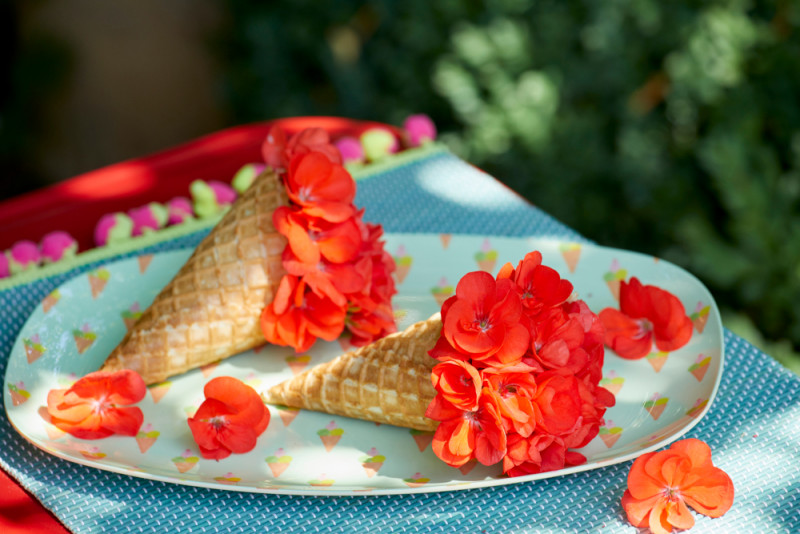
0, 1, 72, 199
214, 0, 800, 367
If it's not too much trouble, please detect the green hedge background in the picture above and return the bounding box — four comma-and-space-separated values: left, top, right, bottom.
213, 0, 800, 373
3, 0, 800, 373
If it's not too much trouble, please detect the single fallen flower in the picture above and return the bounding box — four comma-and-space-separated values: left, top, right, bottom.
622, 438, 734, 533
46, 369, 146, 439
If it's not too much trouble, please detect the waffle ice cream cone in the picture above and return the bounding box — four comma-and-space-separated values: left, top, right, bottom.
263, 315, 443, 431
100, 170, 289, 385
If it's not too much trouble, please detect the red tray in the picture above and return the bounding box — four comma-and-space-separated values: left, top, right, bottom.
0, 117, 400, 251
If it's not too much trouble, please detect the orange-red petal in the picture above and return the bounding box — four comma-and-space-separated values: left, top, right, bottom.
66, 369, 146, 406
431, 360, 481, 411
599, 307, 653, 359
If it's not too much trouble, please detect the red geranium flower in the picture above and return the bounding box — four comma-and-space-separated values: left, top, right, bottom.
483, 366, 538, 437
187, 376, 270, 460
432, 272, 530, 367
285, 127, 343, 166
430, 360, 482, 411
622, 438, 734, 534
565, 299, 607, 381
346, 301, 397, 347
532, 371, 582, 436
261, 275, 347, 352
529, 308, 588, 374
46, 370, 146, 439
599, 277, 693, 359
285, 152, 355, 223
427, 388, 507, 467
562, 375, 615, 450
503, 432, 585, 477
498, 251, 573, 315
261, 126, 342, 171
274, 207, 362, 266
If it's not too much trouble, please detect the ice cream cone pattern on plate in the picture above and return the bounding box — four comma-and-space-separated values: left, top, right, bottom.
559, 243, 581, 273
403, 472, 430, 488
42, 289, 60, 313
410, 429, 434, 452
23, 334, 45, 364
318, 421, 344, 452
286, 354, 311, 375
393, 245, 412, 283
88, 269, 110, 299
689, 354, 711, 382
439, 234, 451, 249
458, 459, 478, 475
599, 372, 624, 397
309, 475, 334, 487
72, 324, 96, 354
644, 393, 668, 421
273, 404, 300, 427
137, 254, 153, 273
266, 449, 292, 477
135, 424, 160, 453
338, 337, 353, 351
121, 302, 143, 331
148, 381, 172, 403
475, 239, 498, 273
691, 302, 710, 333
8, 381, 30, 406
599, 421, 623, 448
603, 259, 627, 301
172, 449, 199, 473
430, 277, 454, 306
647, 351, 669, 372
686, 398, 708, 418
360, 447, 386, 478
200, 360, 219, 378
80, 446, 106, 461
214, 472, 241, 485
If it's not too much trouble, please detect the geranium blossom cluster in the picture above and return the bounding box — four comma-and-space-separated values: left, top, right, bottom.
259, 126, 397, 352
426, 251, 615, 476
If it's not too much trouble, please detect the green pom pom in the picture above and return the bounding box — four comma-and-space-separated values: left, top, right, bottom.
360, 129, 397, 162
232, 164, 260, 194
190, 180, 220, 218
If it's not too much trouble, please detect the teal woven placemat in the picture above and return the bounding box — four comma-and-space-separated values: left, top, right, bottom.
1, 151, 798, 533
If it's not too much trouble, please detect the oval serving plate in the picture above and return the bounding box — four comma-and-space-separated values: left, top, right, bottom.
4, 233, 723, 496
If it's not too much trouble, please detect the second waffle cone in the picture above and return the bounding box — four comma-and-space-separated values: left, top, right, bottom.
263, 314, 443, 431
101, 170, 289, 385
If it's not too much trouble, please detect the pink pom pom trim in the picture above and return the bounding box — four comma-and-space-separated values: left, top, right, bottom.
10, 240, 41, 267
334, 137, 365, 164
403, 114, 437, 146
40, 231, 77, 262
208, 181, 237, 205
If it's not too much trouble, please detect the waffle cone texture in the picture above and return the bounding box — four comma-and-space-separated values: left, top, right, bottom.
101, 170, 289, 385
263, 315, 442, 431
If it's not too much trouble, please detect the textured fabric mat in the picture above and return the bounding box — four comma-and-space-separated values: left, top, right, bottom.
1, 150, 798, 533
